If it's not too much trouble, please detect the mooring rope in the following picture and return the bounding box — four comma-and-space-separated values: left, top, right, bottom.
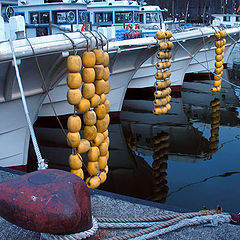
171, 33, 240, 89
9, 39, 47, 170
40, 217, 98, 240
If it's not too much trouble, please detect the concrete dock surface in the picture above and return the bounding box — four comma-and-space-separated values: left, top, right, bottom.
1, 167, 240, 240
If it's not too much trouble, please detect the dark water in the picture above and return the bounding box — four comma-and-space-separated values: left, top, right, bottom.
29, 66, 240, 213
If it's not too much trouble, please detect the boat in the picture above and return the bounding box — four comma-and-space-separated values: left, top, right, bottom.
0, 6, 160, 171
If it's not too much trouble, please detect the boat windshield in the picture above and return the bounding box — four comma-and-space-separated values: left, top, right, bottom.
115, 11, 133, 23
95, 12, 113, 26
30, 12, 50, 24
134, 12, 144, 23
146, 12, 160, 23
78, 11, 90, 23
52, 10, 77, 24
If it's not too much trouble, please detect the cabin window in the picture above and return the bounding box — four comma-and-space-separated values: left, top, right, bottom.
146, 12, 160, 23
30, 12, 49, 24
52, 10, 76, 24
236, 16, 240, 22
134, 13, 144, 23
95, 12, 113, 26
115, 12, 133, 23
78, 11, 90, 23
223, 16, 230, 22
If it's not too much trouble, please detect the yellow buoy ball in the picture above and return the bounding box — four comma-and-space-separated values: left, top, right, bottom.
155, 72, 163, 80
75, 98, 90, 113
214, 31, 221, 39
95, 79, 106, 95
82, 83, 95, 99
104, 80, 111, 94
83, 110, 97, 126
153, 107, 163, 115
104, 99, 111, 113
96, 115, 109, 133
93, 49, 104, 65
103, 52, 109, 67
84, 125, 98, 141
67, 89, 81, 105
100, 93, 106, 104
71, 168, 84, 179
215, 40, 221, 48
99, 142, 108, 156
82, 67, 95, 83
104, 137, 110, 147
222, 45, 225, 52
77, 139, 90, 154
103, 67, 110, 81
90, 94, 101, 108
99, 154, 108, 170
213, 80, 221, 87
95, 104, 106, 120
222, 38, 226, 45
166, 103, 171, 111
67, 115, 81, 133
87, 146, 100, 162
215, 48, 222, 55
67, 72, 82, 89
67, 55, 82, 73
156, 31, 165, 40
167, 41, 174, 50
159, 42, 168, 50
82, 51, 96, 68
154, 90, 163, 98
92, 132, 104, 146
94, 64, 105, 80
87, 162, 100, 176
154, 81, 165, 89
156, 51, 166, 59
165, 30, 172, 39
211, 87, 218, 92
155, 62, 164, 70
215, 54, 223, 62
214, 68, 222, 75
67, 132, 80, 148
215, 61, 222, 68
220, 29, 227, 38
69, 153, 82, 170
86, 176, 101, 189
102, 129, 108, 139
99, 171, 107, 184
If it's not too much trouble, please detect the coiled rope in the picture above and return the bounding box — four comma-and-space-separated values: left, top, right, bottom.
9, 39, 47, 170
171, 33, 240, 89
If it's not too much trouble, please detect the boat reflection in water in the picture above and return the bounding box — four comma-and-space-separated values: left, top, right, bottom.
29, 69, 240, 212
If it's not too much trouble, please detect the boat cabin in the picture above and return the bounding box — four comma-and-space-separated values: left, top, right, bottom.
211, 13, 240, 27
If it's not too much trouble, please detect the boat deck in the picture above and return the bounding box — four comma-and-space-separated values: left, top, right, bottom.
0, 167, 240, 240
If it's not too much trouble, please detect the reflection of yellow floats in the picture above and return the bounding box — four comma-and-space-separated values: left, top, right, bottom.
151, 132, 169, 203
154, 31, 173, 115
208, 98, 221, 155
66, 49, 111, 189
211, 30, 226, 93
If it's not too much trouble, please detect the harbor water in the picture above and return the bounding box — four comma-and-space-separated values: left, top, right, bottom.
28, 59, 240, 213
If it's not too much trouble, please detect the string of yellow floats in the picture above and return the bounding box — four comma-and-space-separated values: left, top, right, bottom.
211, 29, 227, 92
66, 48, 111, 189
209, 98, 221, 155
153, 30, 173, 115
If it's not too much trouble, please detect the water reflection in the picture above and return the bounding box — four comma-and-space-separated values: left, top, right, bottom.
29, 69, 240, 212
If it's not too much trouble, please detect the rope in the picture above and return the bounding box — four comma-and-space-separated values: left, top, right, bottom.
128, 214, 232, 240
105, 211, 214, 240
171, 34, 240, 89
9, 39, 47, 170
40, 217, 98, 240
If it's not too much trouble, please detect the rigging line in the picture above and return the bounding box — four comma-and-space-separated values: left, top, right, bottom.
9, 39, 46, 170
171, 34, 240, 89
25, 37, 67, 139
167, 171, 240, 198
